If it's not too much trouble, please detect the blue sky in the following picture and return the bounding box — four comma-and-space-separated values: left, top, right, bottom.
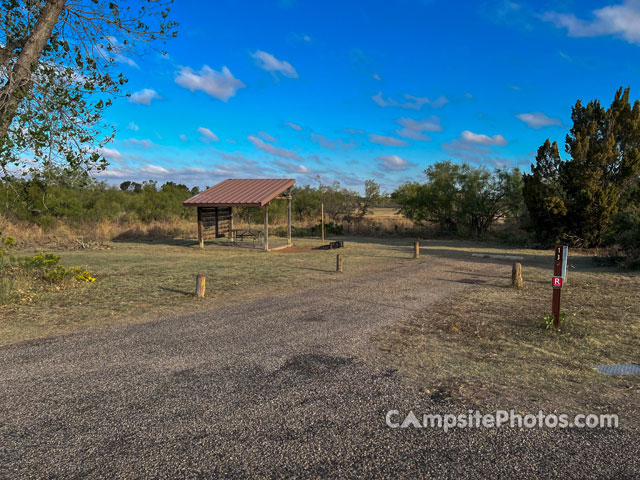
97, 0, 640, 192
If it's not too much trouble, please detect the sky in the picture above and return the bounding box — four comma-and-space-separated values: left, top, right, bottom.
96, 0, 640, 192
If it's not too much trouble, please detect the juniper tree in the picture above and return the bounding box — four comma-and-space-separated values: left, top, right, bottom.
523, 87, 640, 246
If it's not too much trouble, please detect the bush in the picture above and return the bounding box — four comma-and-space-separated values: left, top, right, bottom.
0, 276, 17, 305
274, 222, 344, 238
604, 208, 640, 268
20, 252, 95, 284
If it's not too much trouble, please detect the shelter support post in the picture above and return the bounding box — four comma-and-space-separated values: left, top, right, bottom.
264, 203, 269, 252
287, 195, 292, 246
321, 202, 325, 241
197, 207, 204, 249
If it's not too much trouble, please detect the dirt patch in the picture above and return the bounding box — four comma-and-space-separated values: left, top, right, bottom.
275, 245, 315, 253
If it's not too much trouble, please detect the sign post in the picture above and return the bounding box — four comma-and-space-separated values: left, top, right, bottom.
551, 244, 565, 327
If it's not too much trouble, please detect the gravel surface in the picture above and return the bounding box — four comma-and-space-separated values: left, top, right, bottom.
1, 256, 638, 478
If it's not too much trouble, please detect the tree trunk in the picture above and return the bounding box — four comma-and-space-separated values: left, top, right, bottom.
0, 0, 67, 141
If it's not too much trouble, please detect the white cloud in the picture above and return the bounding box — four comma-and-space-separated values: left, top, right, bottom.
516, 112, 562, 129
95, 168, 129, 178
543, 2, 640, 45
140, 165, 170, 174
98, 36, 139, 68
248, 135, 301, 160
258, 131, 276, 142
179, 134, 188, 142
124, 138, 155, 148
127, 122, 139, 131
198, 127, 219, 143
96, 164, 279, 186
377, 155, 413, 171
220, 152, 258, 166
396, 116, 442, 141
310, 133, 357, 150
310, 133, 336, 149
372, 91, 448, 109
129, 89, 160, 105
369, 133, 409, 146
284, 121, 303, 131
442, 140, 514, 168
175, 65, 245, 101
98, 147, 123, 161
251, 50, 298, 78
274, 160, 311, 174
460, 130, 508, 146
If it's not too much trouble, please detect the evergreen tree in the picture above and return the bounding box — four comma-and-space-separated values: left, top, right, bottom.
523, 87, 640, 246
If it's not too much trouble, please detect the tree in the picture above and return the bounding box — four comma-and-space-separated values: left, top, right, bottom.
291, 185, 321, 221
392, 181, 431, 224
0, 1, 178, 176
356, 179, 381, 218
523, 87, 640, 246
422, 161, 462, 231
457, 166, 523, 237
393, 161, 523, 237
522, 140, 568, 243
320, 181, 358, 223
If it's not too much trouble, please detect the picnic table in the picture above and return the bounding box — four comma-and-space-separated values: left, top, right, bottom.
230, 228, 264, 247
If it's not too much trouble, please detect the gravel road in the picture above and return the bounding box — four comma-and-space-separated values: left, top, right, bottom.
1, 255, 638, 478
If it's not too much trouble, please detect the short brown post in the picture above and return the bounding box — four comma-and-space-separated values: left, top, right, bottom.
336, 254, 343, 272
414, 240, 420, 259
195, 274, 206, 298
511, 262, 523, 288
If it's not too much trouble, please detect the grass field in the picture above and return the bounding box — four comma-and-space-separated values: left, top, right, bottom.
1, 236, 423, 345
373, 243, 640, 425
2, 236, 638, 426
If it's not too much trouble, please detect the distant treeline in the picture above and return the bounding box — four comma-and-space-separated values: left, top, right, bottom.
391, 88, 640, 266
2, 88, 640, 265
0, 167, 388, 228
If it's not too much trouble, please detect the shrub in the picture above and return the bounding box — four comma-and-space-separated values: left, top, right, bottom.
0, 276, 17, 305
604, 208, 640, 268
43, 265, 95, 284
17, 251, 95, 286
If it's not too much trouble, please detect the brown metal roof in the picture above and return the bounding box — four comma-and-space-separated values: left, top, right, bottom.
183, 178, 295, 207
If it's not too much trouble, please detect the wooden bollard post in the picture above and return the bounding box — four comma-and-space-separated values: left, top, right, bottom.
336, 254, 343, 273
511, 262, 523, 288
414, 240, 420, 259
195, 274, 206, 297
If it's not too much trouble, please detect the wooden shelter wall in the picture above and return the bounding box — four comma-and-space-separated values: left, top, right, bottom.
199, 207, 232, 238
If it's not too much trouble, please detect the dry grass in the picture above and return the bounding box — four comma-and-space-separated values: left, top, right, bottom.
3, 233, 638, 424
0, 236, 420, 346
373, 243, 640, 425
0, 215, 196, 248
